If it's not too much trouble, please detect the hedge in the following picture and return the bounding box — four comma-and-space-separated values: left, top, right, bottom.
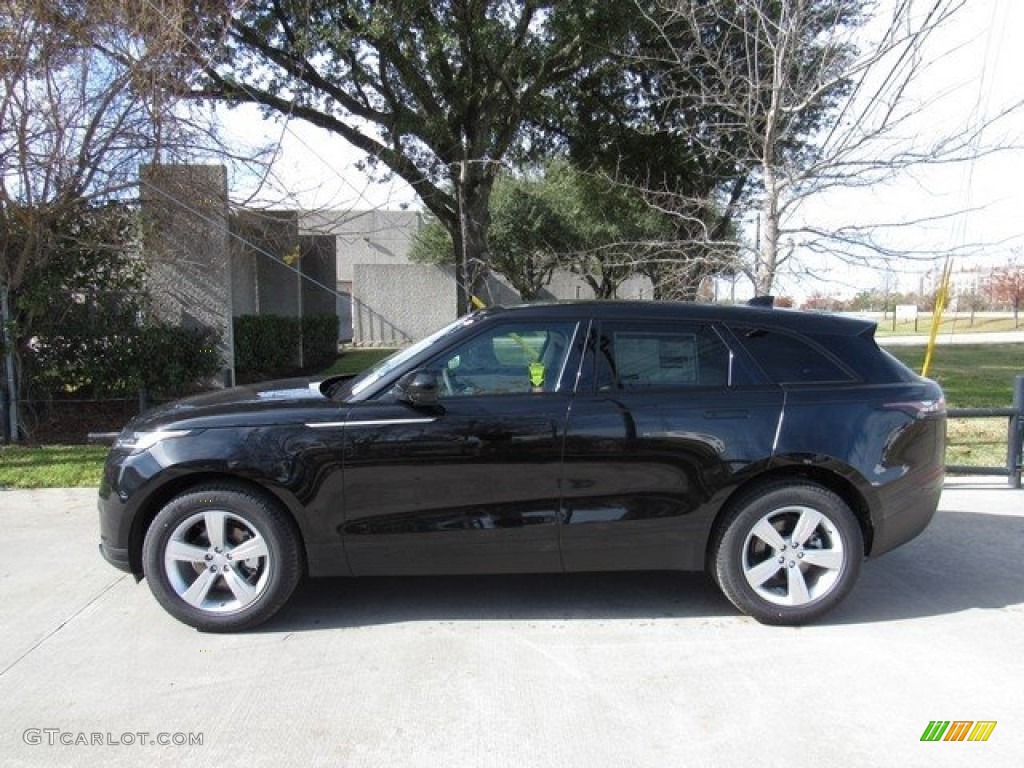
135, 324, 223, 397
233, 314, 338, 378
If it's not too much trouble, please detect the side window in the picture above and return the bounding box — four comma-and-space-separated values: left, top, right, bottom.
595, 323, 731, 392
430, 322, 577, 397
731, 326, 853, 384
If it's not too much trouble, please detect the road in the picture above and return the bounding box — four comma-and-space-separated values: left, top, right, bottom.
0, 480, 1022, 767
878, 331, 1024, 346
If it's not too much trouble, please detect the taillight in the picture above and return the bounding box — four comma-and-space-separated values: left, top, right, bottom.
883, 397, 947, 419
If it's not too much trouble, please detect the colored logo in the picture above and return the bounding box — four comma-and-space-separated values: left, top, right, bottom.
529, 362, 545, 388
920, 721, 997, 742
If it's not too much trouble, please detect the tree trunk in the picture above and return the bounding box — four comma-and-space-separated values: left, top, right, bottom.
452, 161, 496, 314
757, 165, 781, 296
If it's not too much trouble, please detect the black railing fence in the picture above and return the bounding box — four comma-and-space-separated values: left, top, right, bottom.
945, 375, 1024, 488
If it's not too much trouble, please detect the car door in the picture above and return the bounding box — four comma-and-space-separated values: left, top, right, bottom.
560, 320, 784, 572
340, 319, 584, 576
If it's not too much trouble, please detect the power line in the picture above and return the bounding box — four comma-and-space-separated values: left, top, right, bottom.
139, 175, 345, 300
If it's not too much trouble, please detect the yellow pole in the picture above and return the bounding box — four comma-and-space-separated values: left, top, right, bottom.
921, 258, 953, 378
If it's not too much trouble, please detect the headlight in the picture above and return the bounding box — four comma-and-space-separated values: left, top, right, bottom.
113, 429, 194, 454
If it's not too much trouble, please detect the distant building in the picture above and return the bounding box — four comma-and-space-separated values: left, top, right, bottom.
918, 261, 1008, 310
142, 166, 341, 383
140, 164, 657, 360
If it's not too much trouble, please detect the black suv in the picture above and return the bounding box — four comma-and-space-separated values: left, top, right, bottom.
98, 301, 946, 631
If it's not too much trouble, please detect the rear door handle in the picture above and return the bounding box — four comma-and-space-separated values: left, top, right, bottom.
703, 409, 749, 420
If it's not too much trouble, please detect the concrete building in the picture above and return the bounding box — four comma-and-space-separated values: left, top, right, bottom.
141, 164, 235, 385
142, 167, 340, 383
140, 163, 658, 360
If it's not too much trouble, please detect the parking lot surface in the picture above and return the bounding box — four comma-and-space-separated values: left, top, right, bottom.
0, 479, 1021, 767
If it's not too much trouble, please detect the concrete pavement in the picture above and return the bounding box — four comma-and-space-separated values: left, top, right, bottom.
0, 480, 1021, 767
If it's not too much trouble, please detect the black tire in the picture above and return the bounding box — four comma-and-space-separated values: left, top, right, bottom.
712, 481, 864, 625
142, 484, 302, 632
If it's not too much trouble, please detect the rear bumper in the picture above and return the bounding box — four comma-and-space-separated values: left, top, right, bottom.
869, 463, 944, 557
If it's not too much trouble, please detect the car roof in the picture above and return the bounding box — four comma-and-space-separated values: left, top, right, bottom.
481, 300, 876, 337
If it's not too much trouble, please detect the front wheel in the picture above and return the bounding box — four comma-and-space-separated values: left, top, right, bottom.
142, 484, 302, 632
712, 482, 864, 625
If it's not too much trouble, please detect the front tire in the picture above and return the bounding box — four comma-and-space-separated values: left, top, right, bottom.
712, 482, 864, 625
142, 484, 301, 632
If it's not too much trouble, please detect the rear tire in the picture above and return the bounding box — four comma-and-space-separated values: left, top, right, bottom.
142, 484, 301, 632
712, 482, 863, 625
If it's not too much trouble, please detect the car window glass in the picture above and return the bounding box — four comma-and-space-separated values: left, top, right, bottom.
431, 322, 577, 397
348, 313, 480, 398
732, 326, 853, 383
596, 323, 730, 391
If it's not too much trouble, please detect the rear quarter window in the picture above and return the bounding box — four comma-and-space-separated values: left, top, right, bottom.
731, 326, 855, 384
594, 322, 732, 391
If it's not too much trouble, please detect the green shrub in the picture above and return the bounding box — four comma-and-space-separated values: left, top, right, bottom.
25, 319, 221, 400
233, 315, 301, 376
301, 314, 339, 370
233, 314, 338, 379
9, 203, 222, 438
136, 324, 223, 397
16, 203, 148, 398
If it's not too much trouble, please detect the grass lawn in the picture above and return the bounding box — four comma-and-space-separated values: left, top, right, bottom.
0, 444, 107, 489
320, 347, 397, 376
945, 418, 1008, 468
883, 344, 1024, 408
874, 314, 1022, 336
2, 343, 1019, 487
885, 344, 1024, 470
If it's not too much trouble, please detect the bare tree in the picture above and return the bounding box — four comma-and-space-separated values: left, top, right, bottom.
0, 0, 231, 439
0, 1, 233, 283
632, 0, 1021, 295
986, 251, 1024, 327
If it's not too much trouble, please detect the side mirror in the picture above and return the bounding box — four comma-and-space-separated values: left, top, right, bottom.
395, 369, 440, 407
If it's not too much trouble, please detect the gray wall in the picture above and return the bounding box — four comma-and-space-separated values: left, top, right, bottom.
300, 234, 339, 317
140, 164, 234, 385
301, 209, 423, 284
141, 170, 347, 383
351, 263, 655, 346
140, 166, 653, 359
230, 236, 258, 317
234, 210, 303, 318
352, 264, 456, 346
231, 210, 339, 323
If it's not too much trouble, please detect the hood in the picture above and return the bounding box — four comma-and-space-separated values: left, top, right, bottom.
124, 377, 344, 433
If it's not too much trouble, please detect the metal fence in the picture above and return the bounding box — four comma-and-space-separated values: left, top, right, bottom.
945, 375, 1024, 488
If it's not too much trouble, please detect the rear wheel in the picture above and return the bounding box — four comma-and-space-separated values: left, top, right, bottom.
142, 484, 301, 632
712, 482, 863, 625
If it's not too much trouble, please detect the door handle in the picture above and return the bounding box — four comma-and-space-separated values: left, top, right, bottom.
703, 409, 749, 420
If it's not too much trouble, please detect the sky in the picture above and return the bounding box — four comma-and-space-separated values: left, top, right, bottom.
215, 0, 1024, 303
774, 0, 1024, 300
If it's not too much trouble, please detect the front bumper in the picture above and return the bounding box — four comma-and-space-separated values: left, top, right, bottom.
98, 541, 133, 574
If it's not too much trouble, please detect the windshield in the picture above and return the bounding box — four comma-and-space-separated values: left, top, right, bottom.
346, 314, 481, 398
